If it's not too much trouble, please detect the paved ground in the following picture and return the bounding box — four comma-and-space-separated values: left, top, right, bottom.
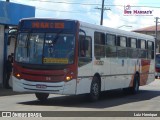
0, 87, 29, 96
0, 79, 160, 120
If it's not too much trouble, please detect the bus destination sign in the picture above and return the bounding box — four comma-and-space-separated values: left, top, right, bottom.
32, 22, 64, 29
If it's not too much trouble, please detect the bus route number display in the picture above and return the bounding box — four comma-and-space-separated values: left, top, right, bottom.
43, 58, 69, 64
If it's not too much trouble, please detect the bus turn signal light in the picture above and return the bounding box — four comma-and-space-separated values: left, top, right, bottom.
16, 73, 21, 78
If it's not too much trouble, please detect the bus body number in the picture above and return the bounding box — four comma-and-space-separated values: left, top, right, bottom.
94, 60, 104, 65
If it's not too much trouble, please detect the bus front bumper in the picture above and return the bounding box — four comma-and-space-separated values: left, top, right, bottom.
12, 76, 76, 95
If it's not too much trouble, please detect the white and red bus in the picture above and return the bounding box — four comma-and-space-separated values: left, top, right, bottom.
12, 18, 155, 101
155, 53, 160, 78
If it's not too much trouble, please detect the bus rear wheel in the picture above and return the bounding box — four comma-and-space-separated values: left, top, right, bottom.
123, 74, 140, 94
35, 93, 49, 101
89, 76, 100, 102
130, 74, 140, 94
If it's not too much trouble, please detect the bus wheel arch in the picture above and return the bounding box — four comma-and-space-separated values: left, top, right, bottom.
89, 73, 101, 102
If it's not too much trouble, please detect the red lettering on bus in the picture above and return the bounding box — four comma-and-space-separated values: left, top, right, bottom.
32, 22, 40, 28
40, 22, 49, 28
50, 23, 55, 28
32, 22, 64, 28
55, 23, 64, 28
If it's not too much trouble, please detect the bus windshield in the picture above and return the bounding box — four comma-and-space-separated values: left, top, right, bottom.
15, 32, 75, 65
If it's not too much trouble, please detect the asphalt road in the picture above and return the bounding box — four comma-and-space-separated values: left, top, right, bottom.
0, 79, 160, 120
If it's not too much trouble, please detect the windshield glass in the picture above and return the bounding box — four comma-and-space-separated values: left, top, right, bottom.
15, 32, 75, 65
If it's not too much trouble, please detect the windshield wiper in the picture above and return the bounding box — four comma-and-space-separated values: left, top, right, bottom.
52, 30, 63, 44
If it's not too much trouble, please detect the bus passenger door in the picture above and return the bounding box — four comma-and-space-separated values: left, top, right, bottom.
76, 34, 93, 94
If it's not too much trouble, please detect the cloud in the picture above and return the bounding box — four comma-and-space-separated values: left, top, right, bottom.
10, 0, 160, 31
11, 0, 75, 18
103, 11, 123, 28
102, 0, 160, 31
114, 0, 139, 10
10, 0, 102, 24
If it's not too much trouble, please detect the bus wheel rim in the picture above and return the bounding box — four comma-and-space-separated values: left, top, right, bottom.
92, 83, 99, 96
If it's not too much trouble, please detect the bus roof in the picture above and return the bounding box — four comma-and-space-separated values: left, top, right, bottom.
19, 18, 155, 41
79, 21, 155, 41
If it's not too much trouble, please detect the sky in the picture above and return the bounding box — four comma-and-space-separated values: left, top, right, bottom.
2, 0, 160, 31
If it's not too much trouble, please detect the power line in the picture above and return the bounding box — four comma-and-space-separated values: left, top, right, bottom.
37, 6, 156, 26
36, 7, 101, 16
10, 0, 160, 26
37, 7, 89, 13
12, 0, 102, 6
11, 0, 160, 8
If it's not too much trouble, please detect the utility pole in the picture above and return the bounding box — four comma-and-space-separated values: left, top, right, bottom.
155, 17, 160, 52
100, 0, 105, 25
5, 0, 10, 30
95, 0, 110, 25
3, 0, 10, 88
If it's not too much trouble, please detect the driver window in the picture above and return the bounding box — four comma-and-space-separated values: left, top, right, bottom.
78, 35, 92, 67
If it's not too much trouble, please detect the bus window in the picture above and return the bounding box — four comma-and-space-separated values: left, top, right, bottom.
78, 35, 92, 67
131, 38, 137, 48
147, 41, 154, 59
155, 54, 160, 78
94, 32, 105, 45
15, 33, 28, 62
94, 32, 105, 58
127, 38, 138, 58
140, 40, 146, 49
139, 39, 147, 59
106, 34, 117, 57
79, 35, 90, 57
117, 36, 127, 58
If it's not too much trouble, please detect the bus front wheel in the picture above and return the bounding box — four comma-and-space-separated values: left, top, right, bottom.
89, 76, 101, 102
35, 93, 49, 101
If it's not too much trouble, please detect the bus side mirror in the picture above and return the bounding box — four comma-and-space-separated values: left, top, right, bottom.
8, 28, 18, 45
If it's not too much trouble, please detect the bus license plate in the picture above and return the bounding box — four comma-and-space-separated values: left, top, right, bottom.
36, 84, 47, 89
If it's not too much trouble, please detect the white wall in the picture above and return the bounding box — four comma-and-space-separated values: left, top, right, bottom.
0, 25, 4, 85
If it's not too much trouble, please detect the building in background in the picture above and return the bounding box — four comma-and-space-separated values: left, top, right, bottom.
133, 25, 160, 52
0, 1, 35, 87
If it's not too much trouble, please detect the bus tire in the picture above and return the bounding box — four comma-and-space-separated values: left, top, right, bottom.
89, 76, 100, 102
130, 73, 140, 94
35, 93, 49, 101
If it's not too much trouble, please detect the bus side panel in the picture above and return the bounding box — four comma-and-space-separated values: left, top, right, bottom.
140, 59, 151, 85
141, 59, 155, 85
106, 58, 126, 90
76, 62, 93, 94
127, 59, 140, 87
128, 59, 155, 87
